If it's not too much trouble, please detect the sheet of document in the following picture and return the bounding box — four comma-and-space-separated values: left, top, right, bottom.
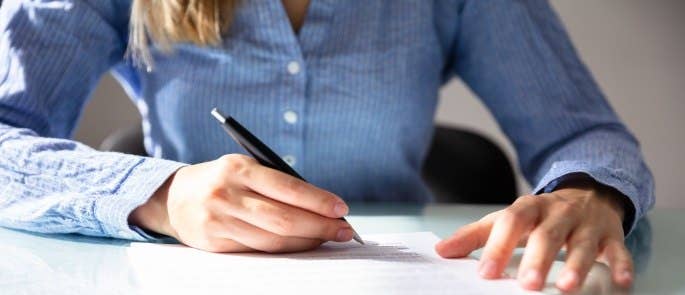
127, 232, 539, 294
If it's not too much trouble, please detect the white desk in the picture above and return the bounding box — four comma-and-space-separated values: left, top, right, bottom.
0, 204, 676, 294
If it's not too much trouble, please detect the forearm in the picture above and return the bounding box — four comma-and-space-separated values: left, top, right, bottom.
0, 123, 184, 240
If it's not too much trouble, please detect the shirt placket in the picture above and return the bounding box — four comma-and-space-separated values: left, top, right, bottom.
280, 56, 306, 169
262, 0, 333, 174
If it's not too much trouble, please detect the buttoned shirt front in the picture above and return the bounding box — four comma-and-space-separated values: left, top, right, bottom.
0, 0, 654, 240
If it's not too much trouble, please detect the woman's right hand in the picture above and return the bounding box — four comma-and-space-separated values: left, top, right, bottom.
128, 154, 354, 253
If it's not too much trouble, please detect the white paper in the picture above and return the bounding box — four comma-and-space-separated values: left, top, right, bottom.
127, 232, 539, 295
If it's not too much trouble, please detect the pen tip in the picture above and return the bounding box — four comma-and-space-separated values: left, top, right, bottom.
353, 233, 365, 245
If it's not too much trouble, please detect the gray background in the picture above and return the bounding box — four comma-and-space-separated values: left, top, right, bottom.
74, 0, 685, 208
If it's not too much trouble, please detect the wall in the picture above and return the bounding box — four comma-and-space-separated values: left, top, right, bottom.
75, 0, 685, 208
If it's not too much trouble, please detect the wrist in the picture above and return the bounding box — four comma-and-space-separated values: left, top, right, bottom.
128, 173, 177, 238
552, 173, 633, 233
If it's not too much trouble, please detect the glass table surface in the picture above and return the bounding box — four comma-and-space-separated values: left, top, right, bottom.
0, 203, 680, 294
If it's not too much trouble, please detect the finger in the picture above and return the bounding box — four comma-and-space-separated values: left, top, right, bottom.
436, 216, 495, 258
517, 213, 578, 290
240, 164, 348, 218
209, 215, 323, 253
436, 210, 535, 257
555, 227, 602, 292
195, 237, 253, 253
479, 196, 541, 279
220, 189, 354, 242
600, 237, 634, 288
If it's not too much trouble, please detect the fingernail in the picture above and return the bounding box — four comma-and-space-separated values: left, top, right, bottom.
334, 201, 348, 217
558, 271, 579, 289
521, 269, 542, 288
336, 228, 353, 241
479, 260, 498, 278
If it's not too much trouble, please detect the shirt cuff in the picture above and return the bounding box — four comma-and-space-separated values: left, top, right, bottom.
532, 161, 643, 236
93, 157, 186, 241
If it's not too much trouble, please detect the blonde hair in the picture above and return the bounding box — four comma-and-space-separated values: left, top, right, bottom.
128, 0, 240, 69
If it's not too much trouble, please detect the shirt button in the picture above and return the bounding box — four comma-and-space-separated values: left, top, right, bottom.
283, 110, 298, 124
287, 61, 301, 75
283, 155, 296, 167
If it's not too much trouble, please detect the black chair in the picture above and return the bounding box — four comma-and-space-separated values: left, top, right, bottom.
421, 126, 517, 204
101, 124, 517, 204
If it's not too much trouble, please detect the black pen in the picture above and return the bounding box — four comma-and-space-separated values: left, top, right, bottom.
211, 107, 364, 245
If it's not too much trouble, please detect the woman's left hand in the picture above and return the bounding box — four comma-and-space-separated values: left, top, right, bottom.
435, 180, 634, 292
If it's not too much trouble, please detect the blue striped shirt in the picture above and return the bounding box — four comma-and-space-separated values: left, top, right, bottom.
0, 0, 654, 240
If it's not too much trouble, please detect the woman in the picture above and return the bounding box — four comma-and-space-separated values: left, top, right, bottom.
0, 0, 653, 292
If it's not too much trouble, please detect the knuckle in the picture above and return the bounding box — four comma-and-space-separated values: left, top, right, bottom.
556, 202, 579, 216
534, 227, 564, 243
220, 154, 254, 178
570, 239, 599, 252
516, 194, 538, 205
500, 208, 518, 221
217, 154, 238, 167
501, 207, 528, 223
571, 228, 602, 244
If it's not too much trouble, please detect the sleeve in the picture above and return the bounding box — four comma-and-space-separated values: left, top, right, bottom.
451, 0, 654, 235
0, 0, 186, 240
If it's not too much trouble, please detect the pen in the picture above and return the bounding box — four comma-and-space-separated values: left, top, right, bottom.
211, 107, 364, 245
